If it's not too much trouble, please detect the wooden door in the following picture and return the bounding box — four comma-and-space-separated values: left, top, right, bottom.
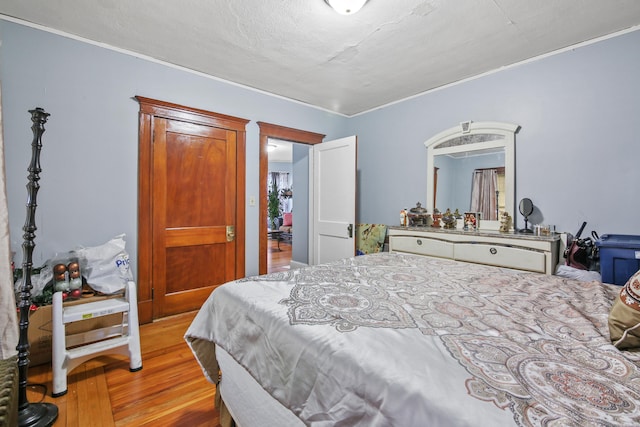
312, 136, 357, 264
137, 97, 248, 322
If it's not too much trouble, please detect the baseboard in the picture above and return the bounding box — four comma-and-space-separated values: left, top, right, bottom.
289, 260, 308, 270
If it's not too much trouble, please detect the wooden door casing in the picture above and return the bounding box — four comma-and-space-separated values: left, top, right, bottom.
137, 97, 248, 323
257, 122, 324, 275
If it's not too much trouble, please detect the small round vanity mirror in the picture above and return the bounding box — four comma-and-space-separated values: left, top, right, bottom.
518, 198, 534, 234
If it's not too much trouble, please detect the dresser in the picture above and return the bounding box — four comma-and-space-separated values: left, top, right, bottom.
388, 226, 561, 274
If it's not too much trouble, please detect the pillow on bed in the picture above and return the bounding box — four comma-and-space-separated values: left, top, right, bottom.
609, 269, 640, 350
282, 212, 293, 227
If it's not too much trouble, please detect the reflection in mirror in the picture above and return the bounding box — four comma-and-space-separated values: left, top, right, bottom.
426, 122, 520, 230
434, 148, 505, 220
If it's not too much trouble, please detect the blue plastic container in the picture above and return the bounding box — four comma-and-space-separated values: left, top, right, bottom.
596, 234, 640, 285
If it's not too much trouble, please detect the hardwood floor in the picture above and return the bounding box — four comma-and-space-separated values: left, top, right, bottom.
267, 237, 291, 273
22, 241, 289, 426
25, 311, 220, 427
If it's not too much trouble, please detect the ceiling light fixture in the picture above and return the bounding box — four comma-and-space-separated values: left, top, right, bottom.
325, 0, 368, 15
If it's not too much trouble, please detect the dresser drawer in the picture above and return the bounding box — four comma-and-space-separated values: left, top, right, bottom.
454, 243, 546, 273
390, 236, 454, 259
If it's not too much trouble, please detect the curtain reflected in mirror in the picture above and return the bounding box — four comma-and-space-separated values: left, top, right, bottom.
470, 167, 504, 220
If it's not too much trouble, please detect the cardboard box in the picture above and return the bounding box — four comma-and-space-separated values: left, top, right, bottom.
26, 295, 124, 366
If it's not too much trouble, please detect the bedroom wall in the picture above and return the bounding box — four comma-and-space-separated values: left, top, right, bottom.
2, 19, 639, 282
291, 144, 310, 265
349, 29, 640, 238
0, 19, 348, 277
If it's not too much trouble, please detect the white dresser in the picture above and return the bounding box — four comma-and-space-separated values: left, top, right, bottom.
388, 226, 561, 275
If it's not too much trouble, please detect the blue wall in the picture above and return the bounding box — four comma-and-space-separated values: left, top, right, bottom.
0, 20, 347, 276
268, 161, 292, 174
350, 29, 640, 237
291, 144, 310, 265
2, 19, 640, 279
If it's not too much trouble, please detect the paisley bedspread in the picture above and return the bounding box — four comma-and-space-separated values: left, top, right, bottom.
186, 252, 640, 426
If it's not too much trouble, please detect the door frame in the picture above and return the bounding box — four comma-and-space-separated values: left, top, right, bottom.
257, 122, 324, 275
137, 96, 249, 323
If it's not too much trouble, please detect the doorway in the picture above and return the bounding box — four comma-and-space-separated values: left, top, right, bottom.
258, 122, 324, 275
267, 140, 293, 273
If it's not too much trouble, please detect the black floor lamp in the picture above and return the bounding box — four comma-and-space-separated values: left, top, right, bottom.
16, 107, 58, 426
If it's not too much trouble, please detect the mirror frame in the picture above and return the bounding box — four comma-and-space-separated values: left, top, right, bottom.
425, 121, 520, 231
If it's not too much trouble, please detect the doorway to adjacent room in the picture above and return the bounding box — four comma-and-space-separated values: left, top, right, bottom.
267, 140, 294, 273
258, 122, 324, 275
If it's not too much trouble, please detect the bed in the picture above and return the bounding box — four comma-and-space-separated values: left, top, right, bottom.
185, 252, 640, 426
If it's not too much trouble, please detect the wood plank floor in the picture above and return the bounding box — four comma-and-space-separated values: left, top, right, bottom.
23, 239, 289, 426
26, 310, 220, 427
267, 237, 291, 273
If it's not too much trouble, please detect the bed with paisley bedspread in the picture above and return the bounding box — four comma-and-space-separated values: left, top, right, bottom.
185, 252, 640, 426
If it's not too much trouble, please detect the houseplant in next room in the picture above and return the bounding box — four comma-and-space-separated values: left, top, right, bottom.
268, 180, 281, 230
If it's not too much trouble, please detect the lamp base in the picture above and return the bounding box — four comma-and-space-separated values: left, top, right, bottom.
19, 403, 58, 427
518, 228, 533, 234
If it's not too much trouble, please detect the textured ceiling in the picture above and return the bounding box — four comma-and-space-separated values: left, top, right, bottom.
2, 0, 640, 116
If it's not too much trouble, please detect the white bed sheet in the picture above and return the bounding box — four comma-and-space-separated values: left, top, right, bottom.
186, 252, 640, 426
216, 345, 304, 427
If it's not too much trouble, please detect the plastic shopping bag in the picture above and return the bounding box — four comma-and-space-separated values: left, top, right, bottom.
74, 234, 133, 294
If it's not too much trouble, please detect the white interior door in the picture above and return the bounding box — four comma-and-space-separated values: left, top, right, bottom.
312, 136, 357, 264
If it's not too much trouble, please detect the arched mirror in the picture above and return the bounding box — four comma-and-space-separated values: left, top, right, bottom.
425, 121, 520, 231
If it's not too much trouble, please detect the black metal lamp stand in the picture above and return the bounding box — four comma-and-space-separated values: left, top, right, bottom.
17, 107, 58, 427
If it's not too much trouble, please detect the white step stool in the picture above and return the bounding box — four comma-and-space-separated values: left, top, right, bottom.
51, 280, 142, 397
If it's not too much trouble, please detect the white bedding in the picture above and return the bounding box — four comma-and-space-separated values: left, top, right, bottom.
216, 345, 304, 426
186, 252, 640, 426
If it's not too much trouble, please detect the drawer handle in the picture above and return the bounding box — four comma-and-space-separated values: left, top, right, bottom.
489, 247, 497, 255
416, 239, 423, 246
